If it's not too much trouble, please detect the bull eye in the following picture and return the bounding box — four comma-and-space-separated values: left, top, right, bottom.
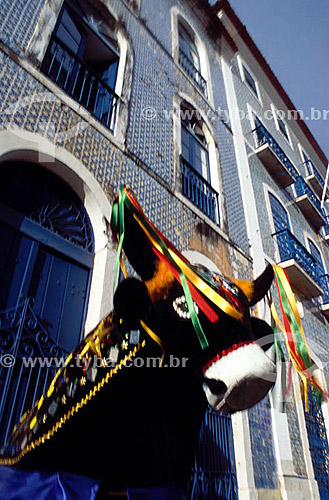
204, 378, 227, 396
172, 295, 199, 319
212, 274, 239, 297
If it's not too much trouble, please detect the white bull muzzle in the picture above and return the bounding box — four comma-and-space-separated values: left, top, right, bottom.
203, 341, 276, 413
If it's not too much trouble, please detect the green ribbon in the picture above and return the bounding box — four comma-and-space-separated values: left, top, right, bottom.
112, 186, 126, 296
271, 314, 285, 362
274, 271, 313, 371
110, 187, 209, 349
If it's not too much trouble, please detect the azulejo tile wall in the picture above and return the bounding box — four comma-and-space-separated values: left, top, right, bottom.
286, 400, 308, 477
0, 0, 252, 272
0, 0, 45, 54
0, 44, 250, 280
0, 1, 279, 496
248, 396, 278, 490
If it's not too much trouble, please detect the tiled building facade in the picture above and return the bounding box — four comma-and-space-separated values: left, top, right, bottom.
0, 0, 328, 498
217, 1, 329, 498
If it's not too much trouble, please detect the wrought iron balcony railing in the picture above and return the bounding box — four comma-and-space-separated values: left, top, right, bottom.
302, 159, 328, 200
304, 160, 325, 188
41, 37, 119, 132
178, 49, 207, 97
321, 216, 329, 240
294, 176, 326, 227
181, 158, 220, 225
274, 228, 323, 289
253, 124, 299, 181
319, 274, 329, 304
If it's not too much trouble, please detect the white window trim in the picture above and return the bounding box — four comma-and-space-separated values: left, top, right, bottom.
173, 93, 223, 227
298, 143, 310, 164
25, 0, 132, 143
244, 103, 264, 152
304, 232, 327, 274
264, 184, 293, 263
270, 103, 293, 148
237, 55, 262, 104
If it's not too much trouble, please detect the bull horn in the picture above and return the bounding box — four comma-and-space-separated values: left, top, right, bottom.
233, 265, 274, 307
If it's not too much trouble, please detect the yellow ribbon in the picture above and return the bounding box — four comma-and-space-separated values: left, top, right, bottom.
273, 265, 312, 359
140, 319, 165, 366
272, 265, 321, 409
133, 214, 243, 322
270, 298, 310, 408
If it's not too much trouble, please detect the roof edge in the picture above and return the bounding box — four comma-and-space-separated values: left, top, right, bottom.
213, 0, 328, 167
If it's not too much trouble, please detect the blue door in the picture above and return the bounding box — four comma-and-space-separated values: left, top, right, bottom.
304, 389, 329, 499
0, 162, 94, 447
188, 408, 238, 500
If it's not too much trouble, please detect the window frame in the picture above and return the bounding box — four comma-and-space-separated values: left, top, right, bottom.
178, 22, 201, 75
271, 104, 293, 147
40, 0, 124, 135
238, 56, 261, 102
171, 9, 210, 100
265, 187, 293, 263
181, 115, 211, 182
268, 191, 291, 234
306, 236, 327, 274
177, 21, 207, 97
177, 99, 221, 226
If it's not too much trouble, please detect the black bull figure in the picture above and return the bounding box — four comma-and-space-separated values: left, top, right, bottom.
0, 188, 276, 495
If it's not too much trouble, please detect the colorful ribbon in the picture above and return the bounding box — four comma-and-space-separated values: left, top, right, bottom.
110, 186, 244, 350
271, 265, 325, 409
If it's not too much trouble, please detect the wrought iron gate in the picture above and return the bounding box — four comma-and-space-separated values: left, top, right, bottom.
0, 297, 71, 446
0, 161, 94, 448
188, 408, 238, 500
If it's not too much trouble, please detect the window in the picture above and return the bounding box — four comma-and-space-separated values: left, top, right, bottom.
253, 115, 265, 146
269, 193, 290, 233
277, 114, 289, 142
269, 192, 291, 262
301, 149, 310, 164
300, 148, 317, 178
180, 103, 219, 224
41, 1, 120, 131
181, 105, 210, 180
308, 239, 325, 273
272, 107, 291, 145
238, 58, 260, 100
178, 23, 207, 96
242, 64, 259, 98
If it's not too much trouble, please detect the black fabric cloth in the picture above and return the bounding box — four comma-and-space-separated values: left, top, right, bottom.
16, 353, 207, 492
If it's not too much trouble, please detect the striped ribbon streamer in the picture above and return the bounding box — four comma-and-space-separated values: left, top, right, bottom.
110, 186, 243, 350
271, 265, 325, 409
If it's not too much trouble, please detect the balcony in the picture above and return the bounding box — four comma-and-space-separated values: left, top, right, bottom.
294, 176, 326, 229
41, 37, 119, 132
303, 160, 327, 200
319, 274, 329, 319
273, 229, 324, 298
320, 216, 329, 242
179, 49, 207, 97
253, 124, 299, 187
181, 158, 220, 225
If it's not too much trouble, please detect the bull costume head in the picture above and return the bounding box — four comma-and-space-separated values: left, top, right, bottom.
110, 187, 276, 413
0, 186, 278, 494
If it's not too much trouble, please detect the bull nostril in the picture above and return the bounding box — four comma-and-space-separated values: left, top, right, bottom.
204, 378, 227, 396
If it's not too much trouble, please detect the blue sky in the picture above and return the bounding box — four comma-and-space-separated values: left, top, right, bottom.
216, 0, 329, 161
